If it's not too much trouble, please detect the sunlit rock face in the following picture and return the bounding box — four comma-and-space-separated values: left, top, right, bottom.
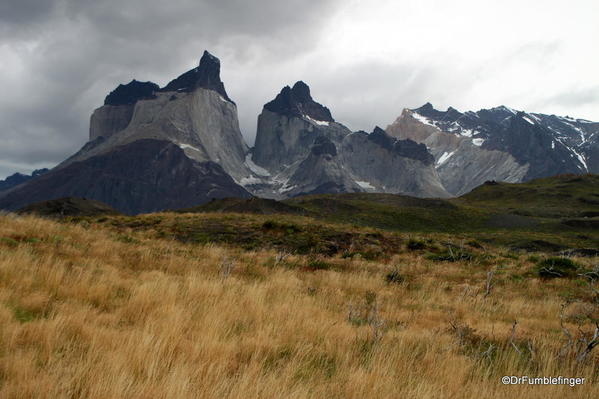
386, 104, 598, 195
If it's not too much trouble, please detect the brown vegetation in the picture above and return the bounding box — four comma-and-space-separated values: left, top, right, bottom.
0, 213, 598, 398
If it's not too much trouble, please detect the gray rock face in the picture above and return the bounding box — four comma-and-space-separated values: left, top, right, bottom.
386, 105, 599, 196
339, 129, 449, 198
250, 83, 450, 199
89, 104, 135, 141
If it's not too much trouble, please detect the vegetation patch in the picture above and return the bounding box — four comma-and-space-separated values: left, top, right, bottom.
535, 257, 579, 279
427, 247, 475, 262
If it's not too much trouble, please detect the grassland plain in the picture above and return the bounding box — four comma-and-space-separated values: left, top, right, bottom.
1, 203, 598, 398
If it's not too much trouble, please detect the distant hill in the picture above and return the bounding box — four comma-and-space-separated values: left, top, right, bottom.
17, 197, 120, 217
176, 174, 598, 252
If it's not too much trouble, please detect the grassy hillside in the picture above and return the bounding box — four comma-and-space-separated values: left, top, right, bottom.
176, 174, 599, 251
1, 218, 598, 397
2, 175, 597, 398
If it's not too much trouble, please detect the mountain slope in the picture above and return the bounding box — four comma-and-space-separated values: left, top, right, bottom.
0, 139, 250, 214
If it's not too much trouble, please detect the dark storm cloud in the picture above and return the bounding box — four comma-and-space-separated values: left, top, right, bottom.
0, 0, 340, 178
0, 0, 57, 26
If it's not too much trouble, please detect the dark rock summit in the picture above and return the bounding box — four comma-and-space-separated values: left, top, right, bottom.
160, 50, 234, 103
264, 81, 333, 122
104, 80, 159, 106
367, 127, 433, 165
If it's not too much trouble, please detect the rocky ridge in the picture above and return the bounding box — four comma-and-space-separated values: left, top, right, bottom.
387, 104, 599, 195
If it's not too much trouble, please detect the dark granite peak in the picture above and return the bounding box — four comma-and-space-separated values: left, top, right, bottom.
160, 50, 234, 104
104, 80, 159, 106
419, 102, 434, 111
393, 139, 434, 165
264, 81, 334, 122
368, 126, 394, 149
413, 102, 446, 119
368, 126, 434, 165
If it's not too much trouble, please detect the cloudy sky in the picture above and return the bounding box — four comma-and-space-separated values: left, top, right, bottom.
1, 0, 598, 178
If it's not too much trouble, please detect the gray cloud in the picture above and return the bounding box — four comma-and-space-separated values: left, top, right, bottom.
0, 0, 598, 179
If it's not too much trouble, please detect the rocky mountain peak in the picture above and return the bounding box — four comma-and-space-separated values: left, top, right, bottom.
368, 126, 395, 149
418, 102, 435, 112
413, 103, 447, 120
160, 50, 234, 103
264, 81, 334, 122
104, 80, 159, 106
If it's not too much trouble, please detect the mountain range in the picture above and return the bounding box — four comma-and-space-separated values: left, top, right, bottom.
0, 51, 597, 214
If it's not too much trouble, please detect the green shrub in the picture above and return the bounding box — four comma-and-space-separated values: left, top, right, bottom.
535, 257, 579, 279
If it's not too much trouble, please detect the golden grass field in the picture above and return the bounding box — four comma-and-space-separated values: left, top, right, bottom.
0, 212, 598, 398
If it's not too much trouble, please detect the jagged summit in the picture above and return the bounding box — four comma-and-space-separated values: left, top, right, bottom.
104, 80, 159, 106
412, 102, 447, 120
160, 50, 234, 103
264, 81, 334, 122
103, 51, 233, 106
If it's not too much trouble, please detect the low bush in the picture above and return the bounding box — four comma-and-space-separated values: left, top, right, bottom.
406, 239, 426, 250
535, 257, 579, 279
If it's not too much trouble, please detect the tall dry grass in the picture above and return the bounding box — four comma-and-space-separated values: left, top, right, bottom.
0, 213, 597, 398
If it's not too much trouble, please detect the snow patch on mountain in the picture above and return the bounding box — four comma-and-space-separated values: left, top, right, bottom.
303, 115, 330, 126
178, 143, 201, 152
240, 176, 262, 185
244, 153, 271, 176
410, 112, 439, 128
356, 180, 375, 190
437, 151, 455, 166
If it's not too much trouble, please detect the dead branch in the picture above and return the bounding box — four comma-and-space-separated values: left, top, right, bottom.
509, 320, 523, 355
